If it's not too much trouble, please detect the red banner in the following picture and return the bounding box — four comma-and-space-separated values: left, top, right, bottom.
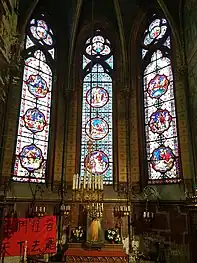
1, 216, 57, 256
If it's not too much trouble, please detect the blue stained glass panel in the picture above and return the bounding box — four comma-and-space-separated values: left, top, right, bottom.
142, 16, 180, 184
80, 34, 113, 184
13, 19, 54, 183
105, 56, 113, 69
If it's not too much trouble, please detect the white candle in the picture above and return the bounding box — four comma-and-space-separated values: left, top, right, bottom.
98, 175, 101, 190
76, 174, 79, 189
95, 176, 98, 189
92, 176, 95, 191
88, 172, 92, 189
83, 172, 86, 189
72, 174, 76, 190
24, 240, 27, 262
101, 176, 103, 190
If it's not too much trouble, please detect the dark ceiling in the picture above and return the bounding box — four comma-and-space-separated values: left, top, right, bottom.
18, 0, 182, 43
17, 0, 183, 92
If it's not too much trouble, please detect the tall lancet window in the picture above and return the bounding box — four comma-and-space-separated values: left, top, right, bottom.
141, 14, 181, 184
13, 17, 55, 183
80, 30, 113, 184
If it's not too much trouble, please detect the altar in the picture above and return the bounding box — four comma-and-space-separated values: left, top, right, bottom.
64, 243, 128, 263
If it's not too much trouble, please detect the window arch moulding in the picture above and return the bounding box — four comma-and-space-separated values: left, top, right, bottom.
141, 14, 181, 184
80, 30, 114, 184
13, 17, 55, 183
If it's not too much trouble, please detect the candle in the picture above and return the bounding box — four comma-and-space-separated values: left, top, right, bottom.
92, 176, 95, 191
95, 175, 98, 189
75, 174, 79, 189
24, 240, 27, 262
83, 172, 86, 189
101, 176, 103, 190
79, 177, 81, 189
88, 172, 92, 189
98, 175, 101, 190
72, 174, 76, 190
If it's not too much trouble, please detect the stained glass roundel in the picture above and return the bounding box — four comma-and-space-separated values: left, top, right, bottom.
84, 150, 109, 174
147, 74, 169, 99
150, 146, 175, 173
85, 117, 109, 140
23, 108, 46, 133
36, 26, 47, 39
144, 19, 167, 45
148, 109, 172, 134
26, 75, 49, 98
19, 144, 43, 172
149, 26, 161, 39
30, 20, 53, 46
85, 36, 111, 56
30, 20, 48, 39
86, 86, 109, 108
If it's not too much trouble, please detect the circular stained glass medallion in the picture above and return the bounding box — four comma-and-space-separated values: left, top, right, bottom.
84, 150, 109, 174
19, 144, 43, 172
26, 74, 49, 98
36, 26, 47, 39
147, 74, 169, 99
148, 109, 172, 134
23, 108, 46, 133
149, 26, 161, 39
86, 87, 109, 108
85, 36, 111, 56
150, 146, 175, 173
85, 117, 109, 140
30, 20, 48, 40
144, 19, 167, 45
30, 20, 53, 46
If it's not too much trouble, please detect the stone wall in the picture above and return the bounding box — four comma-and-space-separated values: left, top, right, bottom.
0, 0, 18, 164
133, 204, 189, 263
184, 0, 197, 177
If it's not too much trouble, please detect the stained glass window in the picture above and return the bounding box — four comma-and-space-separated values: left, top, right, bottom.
80, 31, 113, 184
141, 14, 181, 184
13, 17, 55, 183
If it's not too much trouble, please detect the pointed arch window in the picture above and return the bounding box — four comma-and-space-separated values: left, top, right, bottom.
80, 31, 113, 184
13, 17, 55, 183
141, 14, 181, 184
